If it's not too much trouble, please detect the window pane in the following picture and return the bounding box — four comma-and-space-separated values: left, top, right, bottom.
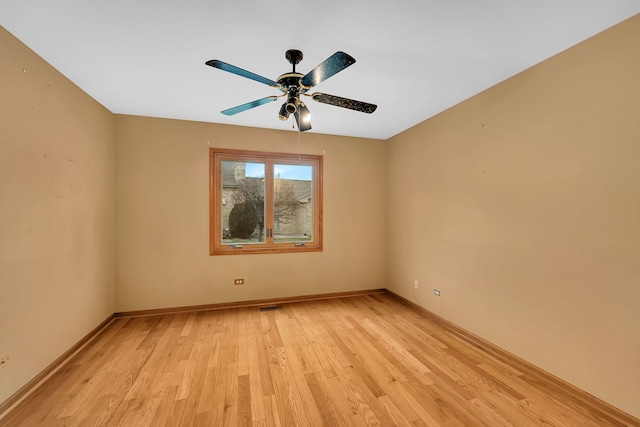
221, 161, 266, 245
273, 164, 313, 243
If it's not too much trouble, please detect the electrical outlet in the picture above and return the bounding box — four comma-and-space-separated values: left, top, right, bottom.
434, 289, 441, 296
234, 279, 244, 285
0, 354, 9, 368
414, 280, 419, 289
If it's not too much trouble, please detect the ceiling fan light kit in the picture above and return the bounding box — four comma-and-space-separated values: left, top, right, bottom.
205, 49, 377, 132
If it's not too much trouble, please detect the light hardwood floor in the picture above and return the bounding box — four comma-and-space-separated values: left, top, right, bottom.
1, 293, 638, 426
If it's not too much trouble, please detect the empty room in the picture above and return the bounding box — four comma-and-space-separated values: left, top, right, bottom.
1, 2, 639, 426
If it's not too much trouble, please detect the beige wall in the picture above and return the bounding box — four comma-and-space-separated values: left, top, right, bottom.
114, 116, 388, 311
387, 15, 640, 418
0, 27, 115, 404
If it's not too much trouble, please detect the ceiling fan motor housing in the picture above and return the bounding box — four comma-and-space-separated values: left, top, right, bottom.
276, 71, 305, 115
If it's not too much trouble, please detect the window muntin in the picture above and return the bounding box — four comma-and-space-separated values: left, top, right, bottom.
211, 149, 322, 255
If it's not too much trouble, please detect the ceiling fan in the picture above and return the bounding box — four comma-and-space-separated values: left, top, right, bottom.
205, 49, 377, 132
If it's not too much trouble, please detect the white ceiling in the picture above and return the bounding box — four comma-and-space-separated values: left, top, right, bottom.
2, 1, 639, 140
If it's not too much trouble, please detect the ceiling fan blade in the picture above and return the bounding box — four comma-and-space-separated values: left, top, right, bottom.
221, 96, 279, 116
300, 51, 356, 88
311, 92, 377, 114
206, 60, 279, 87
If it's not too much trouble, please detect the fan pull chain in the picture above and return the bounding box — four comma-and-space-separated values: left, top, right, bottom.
298, 123, 302, 161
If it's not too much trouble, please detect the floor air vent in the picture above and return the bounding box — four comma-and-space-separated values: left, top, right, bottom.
259, 305, 282, 312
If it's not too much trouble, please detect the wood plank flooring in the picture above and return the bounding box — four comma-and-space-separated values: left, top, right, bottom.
1, 293, 638, 426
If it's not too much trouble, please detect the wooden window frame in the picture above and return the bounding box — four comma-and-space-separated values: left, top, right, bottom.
210, 148, 323, 255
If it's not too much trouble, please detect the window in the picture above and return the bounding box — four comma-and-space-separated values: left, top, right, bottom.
210, 148, 322, 255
